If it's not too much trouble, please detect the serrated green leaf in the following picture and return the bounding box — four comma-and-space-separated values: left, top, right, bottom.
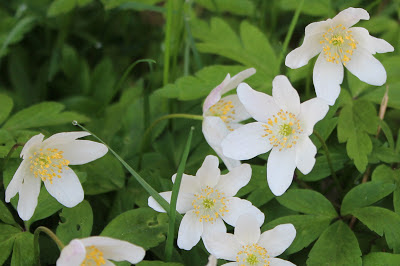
0, 93, 13, 125
341, 181, 396, 215
298, 152, 348, 181
194, 0, 254, 16
48, 0, 93, 17
307, 221, 362, 266
11, 232, 35, 266
346, 132, 372, 172
277, 189, 337, 218
101, 208, 168, 249
363, 252, 400, 266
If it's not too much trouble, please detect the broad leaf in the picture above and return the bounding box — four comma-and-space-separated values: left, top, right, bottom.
194, 0, 255, 16
0, 93, 13, 125
363, 252, 400, 265
48, 0, 93, 17
11, 232, 35, 266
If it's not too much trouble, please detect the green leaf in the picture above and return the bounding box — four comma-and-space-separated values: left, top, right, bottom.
101, 0, 163, 10
0, 201, 17, 226
351, 206, 400, 253
279, 0, 333, 16
0, 93, 13, 125
341, 181, 396, 215
277, 189, 337, 218
27, 187, 63, 226
11, 232, 35, 266
298, 152, 348, 181
138, 261, 183, 266
194, 0, 255, 16
56, 200, 93, 244
48, 0, 93, 17
3, 102, 89, 130
0, 224, 21, 265
91, 57, 116, 105
307, 220, 362, 266
363, 252, 400, 265
101, 208, 168, 249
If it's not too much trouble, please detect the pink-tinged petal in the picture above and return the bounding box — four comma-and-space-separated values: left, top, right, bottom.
20, 133, 44, 159
285, 34, 323, 69
17, 175, 41, 221
299, 98, 329, 135
305, 20, 330, 36
268, 258, 296, 266
215, 164, 251, 197
148, 191, 194, 214
196, 155, 221, 188
272, 76, 301, 115
258, 224, 296, 257
234, 215, 261, 246
295, 137, 317, 175
220, 68, 256, 95
5, 160, 30, 202
177, 210, 203, 250
203, 217, 226, 235
81, 237, 145, 264
222, 122, 273, 160
345, 47, 387, 86
221, 94, 251, 123
203, 232, 241, 261
351, 27, 394, 54
172, 173, 200, 194
313, 52, 343, 106
332, 7, 370, 28
202, 117, 241, 171
237, 83, 280, 123
203, 74, 231, 113
223, 197, 264, 227
43, 132, 91, 146
43, 167, 84, 208
53, 140, 108, 165
56, 239, 86, 266
267, 148, 296, 196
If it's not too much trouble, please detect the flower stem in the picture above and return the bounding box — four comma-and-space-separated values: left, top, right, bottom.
34, 226, 64, 266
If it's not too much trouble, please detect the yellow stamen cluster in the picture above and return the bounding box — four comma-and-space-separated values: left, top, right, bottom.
209, 99, 236, 130
236, 244, 270, 266
320, 24, 357, 65
29, 148, 69, 184
192, 186, 228, 223
81, 245, 106, 266
262, 110, 302, 151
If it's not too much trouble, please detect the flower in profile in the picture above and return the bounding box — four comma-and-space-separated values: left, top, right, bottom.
56, 236, 145, 266
222, 75, 329, 196
5, 132, 108, 221
202, 68, 256, 170
285, 7, 394, 105
148, 155, 264, 250
203, 215, 296, 266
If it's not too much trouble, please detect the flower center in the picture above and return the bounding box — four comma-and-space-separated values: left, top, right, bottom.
320, 24, 357, 65
236, 244, 270, 266
81, 245, 106, 266
29, 148, 70, 184
209, 99, 235, 130
262, 109, 302, 151
192, 186, 229, 223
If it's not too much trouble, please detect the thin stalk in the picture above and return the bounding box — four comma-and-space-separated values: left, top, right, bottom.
165, 127, 193, 261
34, 226, 64, 266
163, 0, 174, 85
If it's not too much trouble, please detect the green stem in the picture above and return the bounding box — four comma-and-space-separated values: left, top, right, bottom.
163, 0, 174, 85
34, 226, 64, 266
165, 127, 193, 261
276, 0, 304, 73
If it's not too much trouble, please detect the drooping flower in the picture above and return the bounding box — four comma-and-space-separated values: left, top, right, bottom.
5, 132, 108, 221
148, 155, 264, 250
203, 214, 296, 266
202, 68, 256, 170
56, 236, 145, 266
222, 75, 329, 196
285, 7, 394, 105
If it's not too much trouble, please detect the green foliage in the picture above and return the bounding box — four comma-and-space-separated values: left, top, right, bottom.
0, 93, 13, 125
48, 0, 93, 16
11, 232, 35, 266
279, 0, 333, 17
0, 224, 21, 265
194, 0, 255, 16
363, 252, 400, 265
0, 201, 17, 226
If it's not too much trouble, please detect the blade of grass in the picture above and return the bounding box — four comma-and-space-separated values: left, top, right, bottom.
163, 0, 174, 85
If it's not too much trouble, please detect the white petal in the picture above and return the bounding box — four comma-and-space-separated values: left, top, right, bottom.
203, 217, 226, 235
268, 258, 296, 266
196, 155, 221, 188
295, 137, 317, 175
313, 52, 343, 106
222, 122, 273, 160
177, 211, 203, 250
285, 34, 323, 69
43, 132, 91, 146
351, 27, 394, 54
221, 68, 256, 95
148, 191, 194, 214
56, 239, 86, 266
172, 173, 200, 194
221, 94, 251, 123
332, 7, 370, 28
206, 255, 218, 266
20, 133, 44, 159
237, 83, 280, 123
104, 261, 115, 266
304, 20, 329, 36
272, 76, 300, 115
223, 197, 264, 227
202, 117, 241, 171
222, 263, 238, 266
5, 160, 29, 202
17, 175, 41, 221
258, 224, 296, 257
234, 215, 260, 246
43, 167, 84, 208
345, 47, 387, 86
299, 98, 329, 135
80, 237, 145, 264
215, 164, 251, 197
267, 148, 296, 196
203, 232, 241, 261
53, 140, 108, 165
203, 74, 231, 113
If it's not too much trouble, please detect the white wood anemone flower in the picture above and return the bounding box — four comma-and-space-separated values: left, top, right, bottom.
221, 75, 329, 196
148, 155, 265, 251
203, 215, 296, 266
202, 68, 256, 170
5, 132, 108, 221
56, 236, 145, 266
285, 7, 394, 106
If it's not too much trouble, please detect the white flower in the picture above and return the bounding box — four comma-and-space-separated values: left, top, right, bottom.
56, 236, 145, 266
202, 68, 256, 170
148, 155, 265, 250
203, 215, 296, 266
285, 7, 394, 105
221, 75, 329, 196
5, 132, 108, 221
